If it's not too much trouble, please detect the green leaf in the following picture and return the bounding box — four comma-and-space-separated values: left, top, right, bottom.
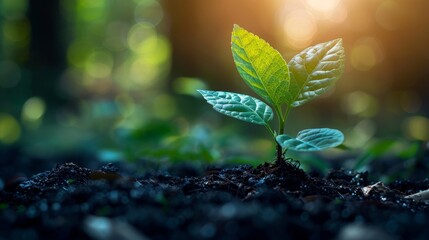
276, 128, 344, 151
288, 38, 345, 107
198, 90, 273, 125
231, 25, 290, 107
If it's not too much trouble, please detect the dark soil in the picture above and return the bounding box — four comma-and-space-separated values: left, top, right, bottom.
1, 152, 429, 240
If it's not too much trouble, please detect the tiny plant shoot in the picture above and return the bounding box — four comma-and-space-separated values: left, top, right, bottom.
198, 25, 345, 162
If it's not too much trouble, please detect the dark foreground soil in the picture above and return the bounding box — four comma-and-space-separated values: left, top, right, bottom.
1, 156, 429, 240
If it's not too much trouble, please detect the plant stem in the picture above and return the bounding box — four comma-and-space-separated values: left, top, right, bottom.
276, 121, 285, 161
264, 124, 275, 138
276, 143, 283, 162
275, 106, 286, 162
283, 106, 291, 123
275, 106, 291, 162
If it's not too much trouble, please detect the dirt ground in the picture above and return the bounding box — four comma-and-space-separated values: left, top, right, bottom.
1, 147, 429, 240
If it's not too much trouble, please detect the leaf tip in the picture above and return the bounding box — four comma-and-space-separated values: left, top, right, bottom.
333, 38, 344, 49
196, 89, 209, 97
233, 24, 241, 30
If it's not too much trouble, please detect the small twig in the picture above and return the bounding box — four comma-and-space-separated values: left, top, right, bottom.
405, 189, 429, 202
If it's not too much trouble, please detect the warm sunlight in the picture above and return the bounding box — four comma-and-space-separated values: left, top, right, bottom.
281, 0, 347, 49
283, 10, 317, 49
306, 0, 341, 12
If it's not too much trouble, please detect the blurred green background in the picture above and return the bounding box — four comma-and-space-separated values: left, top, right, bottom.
0, 0, 428, 174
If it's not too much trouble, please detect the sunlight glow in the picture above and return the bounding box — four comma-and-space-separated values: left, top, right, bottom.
327, 3, 348, 23
283, 10, 317, 49
306, 0, 340, 12
305, 0, 346, 22
376, 0, 401, 30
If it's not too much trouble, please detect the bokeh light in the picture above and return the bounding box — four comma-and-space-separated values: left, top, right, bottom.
127, 23, 157, 53
350, 37, 384, 71
3, 19, 30, 44
0, 0, 429, 163
173, 77, 207, 96
134, 0, 164, 25
103, 22, 128, 52
283, 10, 317, 49
0, 113, 21, 144
376, 0, 401, 30
22, 97, 46, 125
327, 3, 348, 23
67, 39, 94, 68
306, 0, 340, 12
402, 116, 429, 141
1, 0, 28, 20
84, 51, 114, 79
76, 0, 107, 22
342, 91, 379, 117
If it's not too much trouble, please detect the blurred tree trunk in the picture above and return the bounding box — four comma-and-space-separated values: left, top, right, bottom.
27, 0, 69, 108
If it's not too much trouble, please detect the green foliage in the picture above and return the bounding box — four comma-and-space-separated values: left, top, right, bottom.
231, 25, 290, 107
353, 139, 422, 172
288, 38, 345, 107
115, 122, 221, 165
276, 128, 344, 151
199, 25, 346, 160
353, 139, 396, 171
197, 90, 273, 125
348, 139, 424, 183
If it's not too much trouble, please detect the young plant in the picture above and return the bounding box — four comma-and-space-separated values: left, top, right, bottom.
198, 25, 345, 162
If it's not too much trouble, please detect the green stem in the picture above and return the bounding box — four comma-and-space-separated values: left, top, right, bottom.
275, 106, 285, 162
283, 105, 292, 123
275, 105, 292, 162
264, 123, 275, 138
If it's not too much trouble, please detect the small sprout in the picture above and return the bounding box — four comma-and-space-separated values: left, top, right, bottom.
198, 25, 346, 162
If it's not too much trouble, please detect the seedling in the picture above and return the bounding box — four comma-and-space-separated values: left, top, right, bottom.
198, 25, 345, 162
